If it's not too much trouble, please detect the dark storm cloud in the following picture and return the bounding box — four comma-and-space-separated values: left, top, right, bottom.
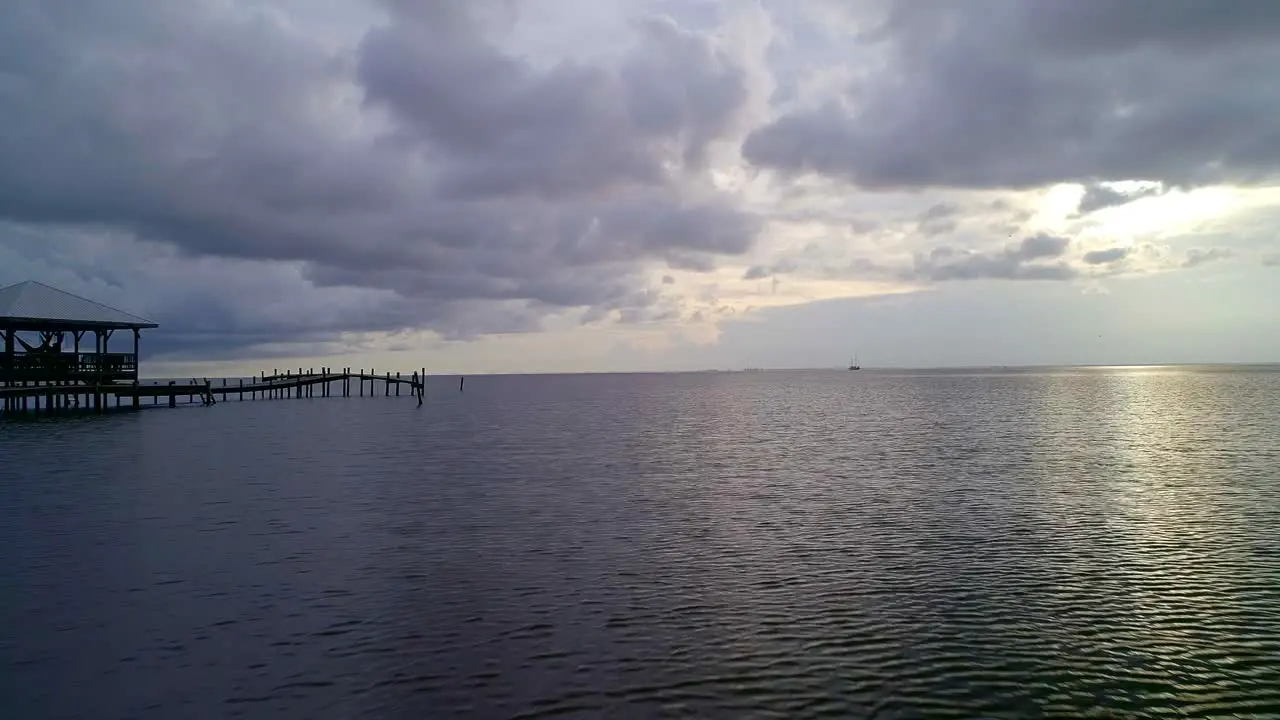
0, 0, 760, 354
744, 0, 1280, 190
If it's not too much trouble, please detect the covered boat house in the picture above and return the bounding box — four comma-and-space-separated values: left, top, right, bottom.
1, 280, 158, 412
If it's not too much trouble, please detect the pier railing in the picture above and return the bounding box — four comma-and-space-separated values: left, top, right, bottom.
0, 351, 137, 381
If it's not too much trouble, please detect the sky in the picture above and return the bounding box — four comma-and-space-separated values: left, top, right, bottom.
1, 0, 1278, 375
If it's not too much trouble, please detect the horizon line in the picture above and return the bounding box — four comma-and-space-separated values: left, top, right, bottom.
138, 360, 1280, 380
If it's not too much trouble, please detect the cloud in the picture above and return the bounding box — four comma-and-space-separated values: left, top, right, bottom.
917, 202, 959, 236
744, 0, 1280, 190
908, 234, 1077, 282
1264, 254, 1280, 267
1083, 247, 1130, 265
358, 9, 748, 200
1076, 182, 1168, 214
2, 0, 1274, 370
1181, 247, 1233, 269
0, 0, 763, 357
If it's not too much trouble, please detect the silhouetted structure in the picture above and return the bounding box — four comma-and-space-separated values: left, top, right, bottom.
1, 280, 156, 413
2, 280, 426, 416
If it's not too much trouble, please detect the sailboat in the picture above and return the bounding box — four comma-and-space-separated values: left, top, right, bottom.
848, 353, 861, 371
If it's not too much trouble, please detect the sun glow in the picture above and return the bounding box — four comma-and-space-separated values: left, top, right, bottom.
1083, 186, 1244, 238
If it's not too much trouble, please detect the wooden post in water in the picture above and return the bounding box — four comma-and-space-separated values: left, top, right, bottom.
395, 372, 400, 396
385, 371, 390, 397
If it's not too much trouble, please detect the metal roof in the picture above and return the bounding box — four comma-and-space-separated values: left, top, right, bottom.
0, 281, 158, 329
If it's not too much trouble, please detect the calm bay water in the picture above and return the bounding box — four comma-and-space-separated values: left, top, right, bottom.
3, 366, 1280, 718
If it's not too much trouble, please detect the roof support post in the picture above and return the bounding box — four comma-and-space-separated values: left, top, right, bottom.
3, 328, 12, 388
96, 330, 104, 411
133, 328, 141, 409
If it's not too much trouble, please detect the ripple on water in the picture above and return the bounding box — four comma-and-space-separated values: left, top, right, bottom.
2, 368, 1280, 718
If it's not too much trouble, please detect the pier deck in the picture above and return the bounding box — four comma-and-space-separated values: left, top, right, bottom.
1, 367, 426, 416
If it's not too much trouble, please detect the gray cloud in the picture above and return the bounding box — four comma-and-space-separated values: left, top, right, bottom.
1076, 183, 1168, 214
917, 202, 959, 236
850, 218, 881, 234
1264, 254, 1280, 267
1083, 247, 1130, 265
741, 257, 800, 281
358, 10, 748, 200
1182, 247, 1234, 269
908, 235, 1077, 282
0, 0, 761, 357
745, 1, 1280, 190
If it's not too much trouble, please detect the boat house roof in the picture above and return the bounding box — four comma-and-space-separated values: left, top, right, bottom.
0, 281, 158, 331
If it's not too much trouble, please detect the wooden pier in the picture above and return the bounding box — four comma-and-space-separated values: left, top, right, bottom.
0, 368, 426, 416
1, 281, 425, 418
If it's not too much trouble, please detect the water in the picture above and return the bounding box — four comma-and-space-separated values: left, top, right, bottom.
3, 366, 1280, 718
